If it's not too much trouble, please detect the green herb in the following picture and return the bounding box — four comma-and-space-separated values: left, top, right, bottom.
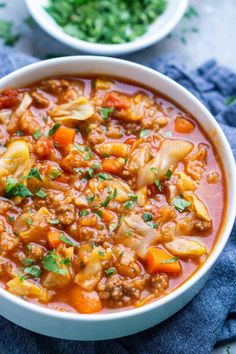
48, 169, 62, 180
24, 265, 41, 279
161, 256, 179, 264
164, 130, 172, 137
109, 222, 117, 232
87, 195, 95, 203
140, 129, 150, 138
123, 200, 134, 210
98, 251, 105, 257
80, 210, 89, 217
46, 0, 167, 45
224, 96, 236, 106
101, 194, 112, 208
97, 173, 113, 181
28, 167, 43, 181
105, 267, 116, 275
5, 178, 32, 198
0, 20, 21, 46
48, 123, 60, 136
25, 218, 32, 226
84, 152, 93, 161
59, 234, 79, 247
184, 5, 198, 19
112, 188, 118, 199
150, 167, 158, 174
43, 251, 67, 276
27, 243, 33, 251
8, 215, 15, 221
60, 257, 71, 266
154, 179, 162, 191
33, 129, 42, 140
49, 219, 60, 225
19, 275, 27, 282
15, 130, 24, 136
173, 197, 191, 212
118, 214, 124, 226
147, 221, 158, 228
35, 188, 47, 198
99, 107, 114, 119
143, 212, 153, 222
93, 209, 102, 218
22, 258, 35, 266
165, 169, 172, 180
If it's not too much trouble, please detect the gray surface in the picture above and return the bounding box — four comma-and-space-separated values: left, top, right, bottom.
0, 1, 236, 353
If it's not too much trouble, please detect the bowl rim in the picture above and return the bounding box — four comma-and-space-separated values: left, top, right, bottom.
25, 0, 188, 55
0, 56, 235, 323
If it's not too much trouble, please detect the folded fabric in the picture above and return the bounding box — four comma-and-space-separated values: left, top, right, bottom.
0, 48, 235, 354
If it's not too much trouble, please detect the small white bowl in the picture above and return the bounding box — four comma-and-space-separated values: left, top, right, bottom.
25, 0, 188, 55
0, 56, 235, 340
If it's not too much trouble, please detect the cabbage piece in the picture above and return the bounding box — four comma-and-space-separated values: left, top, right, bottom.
116, 214, 162, 259
183, 191, 211, 222
137, 139, 193, 189
0, 140, 30, 179
176, 171, 196, 194
126, 143, 151, 174
75, 247, 111, 291
7, 276, 52, 303
19, 207, 51, 242
50, 97, 94, 126
165, 237, 207, 258
13, 93, 32, 118
99, 177, 131, 202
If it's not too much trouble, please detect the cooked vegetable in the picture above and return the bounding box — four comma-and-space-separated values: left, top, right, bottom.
147, 247, 181, 273
183, 191, 211, 222
52, 125, 76, 148
69, 287, 102, 314
165, 237, 207, 258
175, 117, 195, 133
0, 140, 29, 179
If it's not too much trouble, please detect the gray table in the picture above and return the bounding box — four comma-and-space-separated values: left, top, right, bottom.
1, 0, 236, 353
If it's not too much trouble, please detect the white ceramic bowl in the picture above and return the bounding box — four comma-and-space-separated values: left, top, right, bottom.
0, 57, 235, 340
25, 0, 188, 55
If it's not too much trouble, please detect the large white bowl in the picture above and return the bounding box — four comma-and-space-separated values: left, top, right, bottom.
25, 0, 188, 55
0, 57, 235, 340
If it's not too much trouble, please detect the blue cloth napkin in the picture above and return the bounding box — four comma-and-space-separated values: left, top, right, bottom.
0, 47, 235, 354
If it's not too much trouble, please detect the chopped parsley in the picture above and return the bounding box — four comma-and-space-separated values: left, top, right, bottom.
161, 256, 179, 264
105, 267, 116, 275
140, 129, 150, 138
87, 195, 95, 203
80, 210, 89, 217
150, 167, 158, 174
49, 219, 60, 225
147, 221, 158, 229
99, 107, 114, 119
48, 123, 61, 136
143, 212, 153, 222
98, 250, 105, 257
43, 251, 66, 276
123, 200, 134, 210
5, 178, 32, 198
109, 222, 117, 232
24, 265, 41, 279
48, 169, 61, 180
22, 258, 35, 266
60, 257, 71, 266
35, 188, 47, 198
93, 209, 102, 218
154, 179, 162, 191
15, 130, 24, 136
165, 169, 172, 180
173, 197, 191, 212
59, 234, 79, 247
163, 130, 172, 138
97, 173, 113, 181
28, 167, 43, 181
101, 193, 112, 208
25, 218, 32, 226
33, 129, 42, 140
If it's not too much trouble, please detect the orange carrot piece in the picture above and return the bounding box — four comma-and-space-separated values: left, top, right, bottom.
53, 126, 76, 148
101, 209, 114, 222
175, 117, 195, 134
102, 158, 124, 174
47, 230, 62, 248
69, 287, 102, 314
125, 137, 137, 145
147, 247, 182, 273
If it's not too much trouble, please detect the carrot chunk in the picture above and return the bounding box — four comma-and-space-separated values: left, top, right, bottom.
69, 287, 102, 314
103, 92, 130, 111
102, 158, 124, 174
147, 247, 182, 273
53, 125, 75, 148
175, 117, 195, 134
47, 230, 62, 248
125, 138, 137, 145
101, 209, 114, 222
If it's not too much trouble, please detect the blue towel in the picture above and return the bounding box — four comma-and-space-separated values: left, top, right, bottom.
0, 47, 235, 354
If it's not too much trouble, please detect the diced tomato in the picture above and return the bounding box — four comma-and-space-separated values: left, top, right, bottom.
0, 89, 19, 109
103, 92, 130, 111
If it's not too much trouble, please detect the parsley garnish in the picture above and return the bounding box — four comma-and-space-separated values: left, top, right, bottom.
25, 218, 32, 226
48, 169, 61, 180
28, 167, 43, 181
143, 212, 152, 222
24, 265, 41, 279
163, 130, 172, 137
5, 178, 32, 198
97, 173, 113, 181
48, 123, 61, 136
43, 251, 66, 276
105, 267, 116, 275
109, 222, 117, 232
154, 179, 162, 191
147, 221, 158, 228
60, 257, 71, 266
165, 169, 172, 180
49, 219, 60, 225
173, 197, 191, 212
33, 129, 42, 140
22, 258, 35, 266
99, 107, 114, 119
80, 210, 89, 217
35, 188, 47, 198
140, 129, 150, 138
161, 256, 179, 264
59, 234, 79, 247
150, 167, 158, 174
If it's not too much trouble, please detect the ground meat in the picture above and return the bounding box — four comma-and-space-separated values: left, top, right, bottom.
106, 121, 124, 139
0, 89, 19, 109
27, 244, 45, 262
0, 232, 19, 252
150, 273, 169, 295
31, 91, 49, 108
19, 110, 43, 135
0, 199, 13, 213
78, 227, 107, 243
35, 136, 53, 157
57, 204, 76, 226
86, 123, 105, 145
97, 274, 149, 307
61, 150, 87, 172
41, 79, 70, 95
194, 220, 212, 232
0, 257, 16, 279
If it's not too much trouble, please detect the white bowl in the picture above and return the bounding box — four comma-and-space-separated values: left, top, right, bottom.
25, 0, 188, 55
0, 57, 235, 340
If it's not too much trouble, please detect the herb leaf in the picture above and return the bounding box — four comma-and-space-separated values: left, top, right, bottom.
24, 265, 41, 278
48, 123, 60, 136
99, 107, 114, 119
5, 179, 32, 198
59, 234, 79, 247
173, 197, 191, 212
35, 188, 47, 198
161, 256, 179, 264
33, 129, 42, 140
140, 129, 150, 138
43, 251, 66, 276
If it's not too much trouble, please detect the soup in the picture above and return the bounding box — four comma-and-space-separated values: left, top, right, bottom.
0, 76, 225, 314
